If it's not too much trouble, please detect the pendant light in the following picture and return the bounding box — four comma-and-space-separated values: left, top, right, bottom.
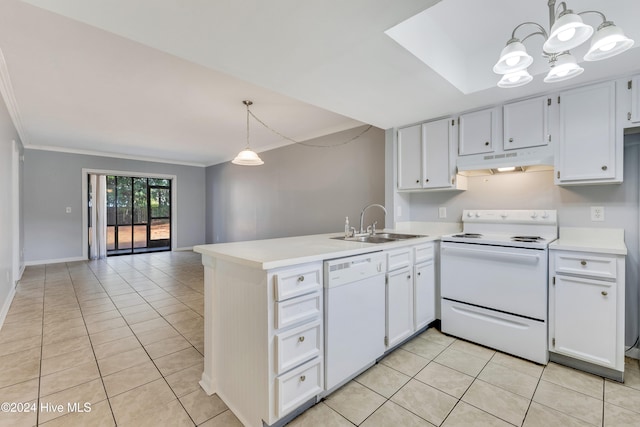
232, 100, 264, 166
493, 1, 634, 88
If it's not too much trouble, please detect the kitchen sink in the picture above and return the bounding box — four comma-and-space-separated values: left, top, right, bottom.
332, 232, 426, 244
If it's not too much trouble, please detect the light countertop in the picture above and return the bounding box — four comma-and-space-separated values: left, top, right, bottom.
550, 227, 627, 255
194, 222, 459, 270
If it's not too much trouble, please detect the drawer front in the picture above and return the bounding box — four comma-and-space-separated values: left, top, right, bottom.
414, 243, 434, 264
276, 357, 323, 418
275, 320, 322, 374
275, 292, 322, 329
554, 252, 617, 280
386, 248, 412, 271
274, 264, 322, 301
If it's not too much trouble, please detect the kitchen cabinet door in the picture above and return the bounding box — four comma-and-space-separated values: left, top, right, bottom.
503, 96, 551, 150
552, 275, 617, 368
386, 266, 414, 348
414, 260, 435, 331
423, 119, 454, 189
556, 81, 618, 184
397, 125, 422, 190
631, 75, 640, 124
458, 107, 499, 156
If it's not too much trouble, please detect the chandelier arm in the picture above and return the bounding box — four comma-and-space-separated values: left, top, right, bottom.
510, 22, 549, 41
577, 10, 607, 25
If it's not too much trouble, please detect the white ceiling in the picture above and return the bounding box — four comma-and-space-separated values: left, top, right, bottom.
1, 0, 639, 166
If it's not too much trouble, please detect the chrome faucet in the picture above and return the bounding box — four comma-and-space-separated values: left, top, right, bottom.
359, 203, 387, 235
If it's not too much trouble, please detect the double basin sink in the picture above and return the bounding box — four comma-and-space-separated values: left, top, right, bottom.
332, 232, 426, 244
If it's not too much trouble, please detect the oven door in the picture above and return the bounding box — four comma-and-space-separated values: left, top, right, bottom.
440, 242, 548, 320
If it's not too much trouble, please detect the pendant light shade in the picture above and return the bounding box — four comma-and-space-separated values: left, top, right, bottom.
544, 53, 583, 83
493, 40, 533, 74
231, 100, 264, 166
232, 148, 264, 166
498, 70, 533, 88
543, 10, 593, 53
584, 21, 635, 61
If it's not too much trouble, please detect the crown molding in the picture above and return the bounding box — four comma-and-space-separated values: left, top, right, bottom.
25, 144, 206, 167
0, 48, 28, 145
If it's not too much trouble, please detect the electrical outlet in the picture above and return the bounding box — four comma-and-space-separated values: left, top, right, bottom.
438, 207, 447, 218
591, 206, 604, 222
65, 207, 72, 214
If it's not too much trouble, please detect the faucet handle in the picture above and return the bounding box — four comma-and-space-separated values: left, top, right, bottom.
371, 221, 378, 235
366, 224, 373, 235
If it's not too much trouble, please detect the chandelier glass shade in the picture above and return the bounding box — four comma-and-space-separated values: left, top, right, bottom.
494, 1, 634, 88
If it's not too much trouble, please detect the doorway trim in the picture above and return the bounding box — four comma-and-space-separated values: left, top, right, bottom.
82, 168, 178, 260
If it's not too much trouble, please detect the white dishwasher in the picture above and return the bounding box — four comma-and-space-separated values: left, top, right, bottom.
324, 251, 386, 393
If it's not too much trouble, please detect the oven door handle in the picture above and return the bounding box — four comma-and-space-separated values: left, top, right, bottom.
441, 246, 541, 265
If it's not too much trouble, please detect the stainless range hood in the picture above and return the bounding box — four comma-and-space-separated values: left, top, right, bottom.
456, 144, 554, 176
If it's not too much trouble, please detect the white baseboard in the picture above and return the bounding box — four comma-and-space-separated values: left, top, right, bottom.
24, 256, 86, 266
174, 247, 194, 252
0, 285, 17, 331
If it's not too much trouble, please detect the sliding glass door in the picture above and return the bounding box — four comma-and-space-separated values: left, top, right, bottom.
106, 176, 171, 255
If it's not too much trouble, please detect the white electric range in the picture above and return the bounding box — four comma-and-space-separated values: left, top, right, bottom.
440, 209, 558, 364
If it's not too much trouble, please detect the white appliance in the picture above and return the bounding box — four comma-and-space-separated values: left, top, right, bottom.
324, 251, 386, 393
440, 210, 557, 364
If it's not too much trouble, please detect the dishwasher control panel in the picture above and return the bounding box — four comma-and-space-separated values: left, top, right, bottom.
324, 252, 386, 287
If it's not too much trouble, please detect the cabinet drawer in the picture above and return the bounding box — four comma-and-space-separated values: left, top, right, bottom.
275, 292, 322, 329
386, 248, 412, 271
554, 252, 617, 280
275, 357, 323, 418
414, 244, 434, 264
275, 320, 322, 374
274, 263, 322, 301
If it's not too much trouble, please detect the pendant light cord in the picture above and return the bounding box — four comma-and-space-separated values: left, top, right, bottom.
247, 109, 373, 148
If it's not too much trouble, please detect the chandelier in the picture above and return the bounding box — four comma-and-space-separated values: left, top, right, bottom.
493, 0, 634, 88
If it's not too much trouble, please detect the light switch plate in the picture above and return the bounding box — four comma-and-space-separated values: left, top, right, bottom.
590, 206, 604, 222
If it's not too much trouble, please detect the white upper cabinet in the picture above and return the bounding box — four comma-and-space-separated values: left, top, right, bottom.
422, 119, 454, 189
556, 81, 620, 185
397, 118, 465, 191
503, 96, 551, 150
458, 107, 499, 156
397, 124, 422, 190
630, 75, 640, 124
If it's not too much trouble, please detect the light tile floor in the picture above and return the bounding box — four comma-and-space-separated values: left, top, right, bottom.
0, 251, 639, 427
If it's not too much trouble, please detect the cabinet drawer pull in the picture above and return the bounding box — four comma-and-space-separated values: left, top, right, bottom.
300, 375, 306, 382
580, 260, 587, 266
602, 291, 608, 296
602, 165, 608, 171
298, 336, 305, 343
508, 138, 513, 142
297, 276, 305, 282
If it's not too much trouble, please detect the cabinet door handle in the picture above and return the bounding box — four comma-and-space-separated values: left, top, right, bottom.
580, 260, 587, 266
508, 138, 514, 142
297, 276, 305, 282
417, 272, 421, 276
602, 165, 608, 171
298, 336, 305, 343
300, 375, 306, 382
485, 141, 490, 146
416, 179, 420, 183
602, 291, 608, 296
425, 178, 429, 183
407, 275, 411, 279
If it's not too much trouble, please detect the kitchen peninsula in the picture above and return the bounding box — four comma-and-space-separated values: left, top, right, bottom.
193, 227, 450, 427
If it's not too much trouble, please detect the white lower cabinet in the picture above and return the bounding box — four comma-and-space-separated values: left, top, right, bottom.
549, 249, 625, 379
386, 265, 414, 348
414, 259, 435, 330
385, 243, 435, 350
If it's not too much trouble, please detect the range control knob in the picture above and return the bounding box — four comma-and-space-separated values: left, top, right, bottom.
475, 212, 481, 218
500, 212, 508, 219
541, 211, 549, 219
467, 211, 474, 218
531, 211, 538, 219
